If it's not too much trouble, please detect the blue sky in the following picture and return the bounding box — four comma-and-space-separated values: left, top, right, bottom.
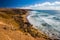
0, 0, 60, 7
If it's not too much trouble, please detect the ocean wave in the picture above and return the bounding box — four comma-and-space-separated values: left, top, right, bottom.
27, 10, 60, 39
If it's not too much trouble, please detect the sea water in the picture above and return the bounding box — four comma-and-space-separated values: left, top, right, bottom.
27, 10, 60, 39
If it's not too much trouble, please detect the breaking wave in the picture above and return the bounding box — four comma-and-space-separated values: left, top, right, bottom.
27, 10, 60, 39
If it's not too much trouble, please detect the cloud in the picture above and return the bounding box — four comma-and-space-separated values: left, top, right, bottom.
20, 1, 60, 10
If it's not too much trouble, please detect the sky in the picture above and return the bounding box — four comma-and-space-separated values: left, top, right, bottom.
0, 0, 60, 10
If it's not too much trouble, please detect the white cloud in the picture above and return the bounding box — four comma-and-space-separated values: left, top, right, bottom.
20, 1, 60, 10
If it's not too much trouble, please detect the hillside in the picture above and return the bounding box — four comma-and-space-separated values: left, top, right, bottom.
0, 8, 51, 40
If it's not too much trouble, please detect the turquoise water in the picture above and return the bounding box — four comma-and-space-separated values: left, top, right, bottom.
27, 10, 60, 39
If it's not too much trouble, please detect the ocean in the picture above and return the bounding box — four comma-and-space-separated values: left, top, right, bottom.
27, 10, 60, 39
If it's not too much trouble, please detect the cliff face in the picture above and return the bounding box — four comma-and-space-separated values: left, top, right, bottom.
0, 8, 51, 40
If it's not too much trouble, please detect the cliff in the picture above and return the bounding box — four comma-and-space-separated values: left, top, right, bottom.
0, 8, 51, 40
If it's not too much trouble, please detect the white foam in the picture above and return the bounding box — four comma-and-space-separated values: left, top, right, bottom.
27, 11, 60, 39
